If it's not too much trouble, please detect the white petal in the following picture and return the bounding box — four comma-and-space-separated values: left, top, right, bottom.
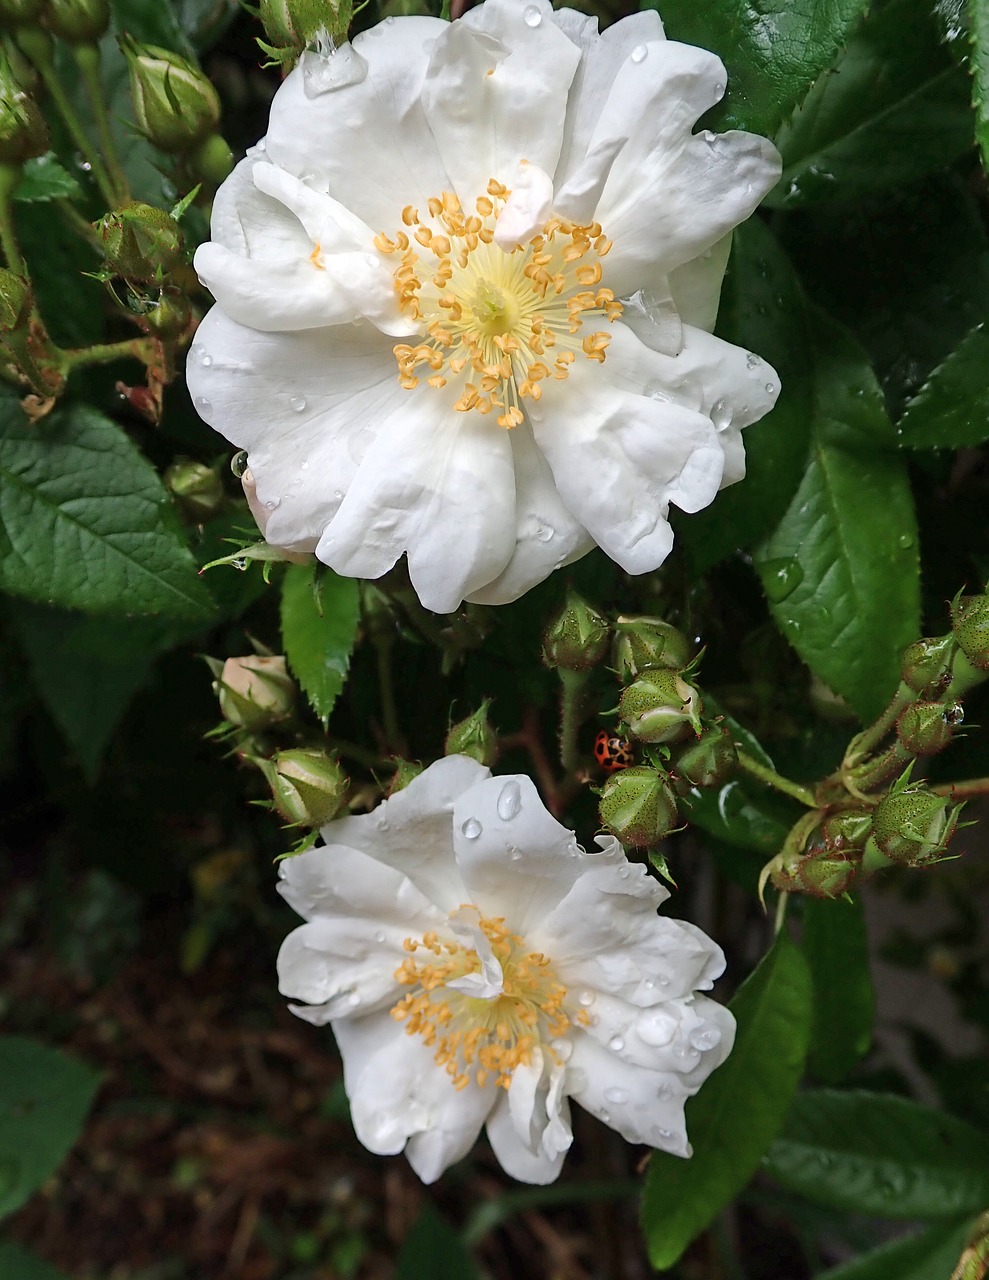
316, 394, 518, 614
486, 1058, 572, 1184
322, 755, 490, 911
277, 839, 441, 926
465, 420, 594, 606
421, 0, 580, 207
252, 162, 378, 253
277, 916, 410, 1020
265, 18, 452, 231
494, 160, 555, 249
209, 153, 289, 256
334, 1012, 493, 1176
668, 232, 734, 333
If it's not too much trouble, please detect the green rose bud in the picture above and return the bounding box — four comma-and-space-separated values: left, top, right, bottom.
0, 0, 44, 27
120, 35, 220, 154
598, 765, 679, 847
144, 289, 192, 338
387, 758, 423, 794
541, 590, 609, 672
611, 613, 692, 682
256, 0, 354, 61
896, 700, 958, 756
769, 848, 859, 899
214, 654, 296, 731
95, 201, 185, 281
0, 55, 47, 163
445, 700, 497, 767
673, 725, 737, 789
619, 667, 703, 745
188, 131, 234, 185
0, 267, 30, 332
261, 748, 347, 827
820, 808, 872, 853
901, 635, 955, 694
45, 0, 110, 43
952, 593, 989, 672
165, 457, 224, 522
872, 784, 963, 867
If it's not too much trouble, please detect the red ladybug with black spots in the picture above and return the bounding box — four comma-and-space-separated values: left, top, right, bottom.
594, 730, 636, 772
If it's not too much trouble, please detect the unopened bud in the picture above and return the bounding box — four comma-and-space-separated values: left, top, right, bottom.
0, 267, 30, 331
188, 132, 234, 185
872, 784, 963, 867
767, 848, 859, 899
0, 0, 44, 26
120, 35, 220, 154
620, 668, 703, 745
144, 289, 192, 338
598, 766, 679, 847
445, 701, 497, 766
388, 758, 423, 794
612, 614, 691, 681
95, 201, 184, 281
256, 0, 353, 60
952, 593, 989, 671
674, 725, 737, 788
215, 654, 295, 731
896, 700, 958, 756
0, 59, 48, 163
165, 457, 224, 522
541, 590, 609, 671
901, 635, 955, 694
46, 0, 109, 43
261, 748, 347, 827
820, 808, 872, 853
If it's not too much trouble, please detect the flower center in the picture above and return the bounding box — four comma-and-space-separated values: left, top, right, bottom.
391, 906, 571, 1091
374, 181, 622, 429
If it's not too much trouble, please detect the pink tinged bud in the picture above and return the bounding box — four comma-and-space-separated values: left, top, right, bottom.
541, 590, 609, 671
598, 765, 679, 847
611, 614, 692, 682
216, 654, 296, 731
619, 668, 703, 745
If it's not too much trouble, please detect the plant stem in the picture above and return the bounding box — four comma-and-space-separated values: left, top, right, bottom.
61, 336, 157, 369
843, 682, 913, 769
74, 44, 129, 204
0, 162, 26, 274
846, 741, 912, 797
373, 630, 404, 755
735, 748, 816, 807
557, 667, 589, 774
932, 777, 989, 801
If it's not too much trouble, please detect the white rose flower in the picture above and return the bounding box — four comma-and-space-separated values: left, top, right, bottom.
189, 0, 782, 613
277, 755, 734, 1184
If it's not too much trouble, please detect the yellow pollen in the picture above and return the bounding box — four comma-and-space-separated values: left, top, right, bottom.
379, 181, 622, 429
391, 909, 571, 1091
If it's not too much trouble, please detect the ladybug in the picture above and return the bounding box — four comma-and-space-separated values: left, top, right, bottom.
594, 730, 636, 772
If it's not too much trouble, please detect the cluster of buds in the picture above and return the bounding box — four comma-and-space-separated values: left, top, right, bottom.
93, 199, 194, 340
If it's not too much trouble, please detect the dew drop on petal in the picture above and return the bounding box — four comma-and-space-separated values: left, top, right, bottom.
302, 41, 369, 98
523, 5, 542, 25
497, 780, 522, 821
264, 499, 279, 511
230, 450, 249, 478
377, 817, 390, 832
765, 382, 776, 395
346, 992, 361, 1008
374, 930, 385, 944
656, 1127, 672, 1140
607, 1035, 625, 1053
194, 396, 212, 416
600, 1110, 610, 1124
710, 397, 732, 430
535, 521, 554, 543
550, 1037, 573, 1062
461, 817, 482, 840
290, 394, 307, 412
578, 990, 595, 1008
333, 489, 343, 501
644, 380, 672, 403
746, 352, 762, 370
630, 43, 648, 62
636, 1008, 678, 1047
507, 845, 522, 861
644, 979, 656, 991
689, 1025, 723, 1052
604, 1086, 629, 1104
656, 1082, 673, 1101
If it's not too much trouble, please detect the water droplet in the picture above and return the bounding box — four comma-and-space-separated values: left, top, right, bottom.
194, 396, 212, 415
618, 866, 629, 878
461, 817, 482, 840
264, 498, 280, 511
710, 396, 732, 430
897, 532, 914, 550
523, 5, 542, 25
656, 1082, 673, 1101
715, 81, 726, 96
689, 1025, 723, 1052
607, 1035, 625, 1053
644, 979, 656, 991
604, 1086, 629, 1104
333, 489, 343, 500
566, 839, 585, 858
600, 1109, 610, 1123
346, 992, 361, 1008
630, 43, 648, 63
535, 521, 554, 543
374, 930, 385, 943
302, 38, 369, 98
636, 1008, 678, 1047
675, 1044, 700, 1062
231, 558, 247, 571
578, 990, 595, 1008
765, 382, 776, 395
550, 1037, 573, 1062
746, 352, 762, 369
508, 845, 522, 861
230, 450, 249, 478
656, 1126, 672, 1140
944, 703, 964, 726
300, 459, 310, 470
497, 780, 522, 821
377, 817, 390, 831
761, 556, 804, 603
290, 394, 307, 412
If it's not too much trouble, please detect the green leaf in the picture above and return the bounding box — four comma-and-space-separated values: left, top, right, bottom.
770, 0, 973, 209
803, 896, 875, 1084
642, 934, 812, 1270
815, 1218, 974, 1280
764, 1090, 989, 1219
651, 0, 870, 137
0, 1035, 101, 1221
972, 0, 989, 169
754, 312, 919, 723
682, 779, 795, 854
0, 1245, 73, 1280
13, 154, 83, 203
395, 1203, 480, 1280
280, 564, 360, 722
897, 324, 989, 449
0, 394, 215, 621
679, 220, 812, 572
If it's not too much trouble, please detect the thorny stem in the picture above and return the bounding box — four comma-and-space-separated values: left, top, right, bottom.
74, 44, 129, 205
735, 748, 816, 808
61, 336, 158, 370
845, 741, 912, 799
0, 162, 26, 275
373, 629, 405, 756
842, 682, 913, 770
933, 777, 989, 801
557, 667, 589, 775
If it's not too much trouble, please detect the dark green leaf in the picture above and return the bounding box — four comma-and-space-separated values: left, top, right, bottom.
280, 564, 360, 723
816, 1218, 974, 1280
642, 934, 812, 1270
14, 201, 104, 348
897, 324, 989, 449
803, 896, 875, 1083
395, 1203, 480, 1280
680, 220, 812, 572
0, 1035, 101, 1221
754, 312, 919, 723
770, 0, 973, 208
651, 0, 869, 137
765, 1090, 989, 1218
683, 779, 795, 854
972, 0, 989, 169
0, 1244, 73, 1280
0, 393, 215, 621
13, 154, 83, 203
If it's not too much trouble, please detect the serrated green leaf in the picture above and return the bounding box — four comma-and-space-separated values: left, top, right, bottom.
651, 0, 869, 138
683, 779, 795, 854
396, 1203, 480, 1280
972, 0, 989, 168
803, 896, 874, 1084
765, 1090, 989, 1219
754, 312, 919, 723
280, 564, 360, 722
0, 1244, 73, 1280
680, 220, 812, 572
0, 1035, 101, 1221
642, 934, 812, 1270
0, 394, 215, 621
897, 324, 989, 449
13, 154, 83, 203
770, 0, 973, 209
